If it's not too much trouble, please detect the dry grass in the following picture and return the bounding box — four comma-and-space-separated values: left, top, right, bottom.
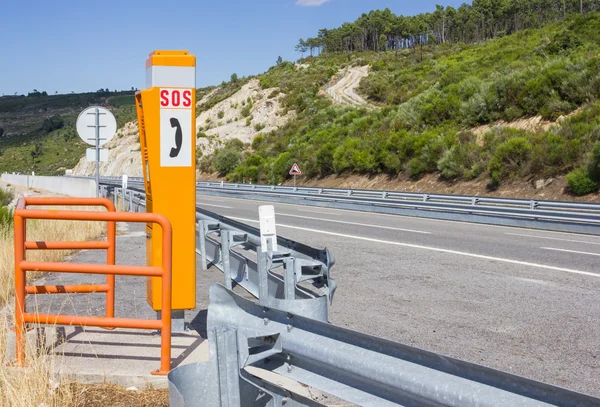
66, 383, 168, 407
0, 205, 109, 407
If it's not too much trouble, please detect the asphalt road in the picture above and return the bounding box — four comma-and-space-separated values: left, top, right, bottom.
196, 192, 600, 397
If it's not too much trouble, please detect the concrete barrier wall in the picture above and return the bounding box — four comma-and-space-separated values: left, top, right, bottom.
1, 174, 97, 197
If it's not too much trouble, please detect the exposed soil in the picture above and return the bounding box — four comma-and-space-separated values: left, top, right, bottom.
326, 66, 371, 107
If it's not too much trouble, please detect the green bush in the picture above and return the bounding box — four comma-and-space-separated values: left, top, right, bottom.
214, 148, 242, 175
487, 136, 532, 187
252, 134, 265, 150
241, 105, 251, 118
407, 157, 428, 178
438, 146, 463, 179
566, 167, 598, 195
0, 188, 14, 206
0, 206, 13, 227
217, 111, 225, 119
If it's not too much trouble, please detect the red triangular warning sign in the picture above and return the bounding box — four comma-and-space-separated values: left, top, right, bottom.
289, 163, 302, 175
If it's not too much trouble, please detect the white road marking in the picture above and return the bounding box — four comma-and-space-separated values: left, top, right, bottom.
231, 217, 599, 279
198, 203, 233, 209
541, 247, 600, 257
506, 233, 600, 246
297, 208, 342, 216
278, 213, 430, 234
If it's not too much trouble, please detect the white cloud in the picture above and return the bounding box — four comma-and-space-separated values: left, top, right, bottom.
296, 0, 333, 6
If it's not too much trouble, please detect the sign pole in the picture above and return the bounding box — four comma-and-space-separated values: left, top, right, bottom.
294, 174, 296, 187
95, 107, 100, 197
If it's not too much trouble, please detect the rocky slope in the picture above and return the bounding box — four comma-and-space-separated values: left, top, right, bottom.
71, 121, 142, 177
196, 79, 295, 155
71, 79, 295, 176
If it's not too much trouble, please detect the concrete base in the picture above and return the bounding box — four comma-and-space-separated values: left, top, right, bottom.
4, 325, 208, 389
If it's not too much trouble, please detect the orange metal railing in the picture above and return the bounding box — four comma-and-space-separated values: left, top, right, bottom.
13, 197, 173, 375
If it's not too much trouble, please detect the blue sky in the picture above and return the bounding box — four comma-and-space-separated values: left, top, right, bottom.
0, 0, 467, 95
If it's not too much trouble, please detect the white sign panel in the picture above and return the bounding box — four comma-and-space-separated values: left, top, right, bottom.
122, 174, 128, 189
86, 148, 108, 162
160, 88, 193, 167
258, 205, 278, 253
76, 106, 117, 146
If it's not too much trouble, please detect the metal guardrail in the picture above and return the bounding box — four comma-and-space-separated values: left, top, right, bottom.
195, 181, 600, 235
99, 181, 600, 406
168, 284, 600, 406
99, 184, 336, 322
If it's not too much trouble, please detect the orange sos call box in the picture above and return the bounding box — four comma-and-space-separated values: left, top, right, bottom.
135, 51, 196, 311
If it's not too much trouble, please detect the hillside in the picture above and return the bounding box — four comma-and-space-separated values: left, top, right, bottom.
194, 11, 600, 198
0, 91, 135, 175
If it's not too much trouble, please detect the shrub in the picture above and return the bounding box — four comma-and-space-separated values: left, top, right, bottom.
566, 167, 598, 195
487, 136, 532, 187
252, 134, 265, 150
240, 105, 251, 118
217, 111, 225, 119
213, 148, 242, 175
254, 123, 266, 132
0, 188, 13, 206
225, 138, 244, 150
0, 206, 12, 226
407, 157, 428, 178
270, 152, 292, 184
42, 115, 64, 133
438, 146, 463, 179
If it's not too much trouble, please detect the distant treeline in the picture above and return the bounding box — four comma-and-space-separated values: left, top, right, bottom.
297, 0, 600, 56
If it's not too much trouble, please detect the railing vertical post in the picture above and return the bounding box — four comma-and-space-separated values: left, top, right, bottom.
284, 257, 296, 300
198, 220, 207, 270
221, 229, 232, 290
105, 203, 116, 320
158, 219, 172, 375
258, 250, 269, 305
14, 212, 26, 366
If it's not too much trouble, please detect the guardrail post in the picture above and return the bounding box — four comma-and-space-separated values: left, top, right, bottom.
284, 257, 295, 300
221, 230, 233, 290
530, 200, 537, 210
215, 327, 242, 405
423, 194, 429, 202
258, 250, 269, 305
197, 220, 208, 270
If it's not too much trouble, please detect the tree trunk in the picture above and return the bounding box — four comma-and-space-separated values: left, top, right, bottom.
442, 15, 446, 44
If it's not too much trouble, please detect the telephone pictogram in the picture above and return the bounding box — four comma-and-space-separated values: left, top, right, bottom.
169, 118, 182, 158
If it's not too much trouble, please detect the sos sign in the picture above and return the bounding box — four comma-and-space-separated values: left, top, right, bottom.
160, 89, 192, 108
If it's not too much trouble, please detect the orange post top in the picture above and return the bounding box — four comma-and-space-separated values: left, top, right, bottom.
146, 50, 196, 68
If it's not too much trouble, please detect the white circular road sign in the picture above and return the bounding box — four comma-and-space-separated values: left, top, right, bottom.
76, 106, 117, 146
